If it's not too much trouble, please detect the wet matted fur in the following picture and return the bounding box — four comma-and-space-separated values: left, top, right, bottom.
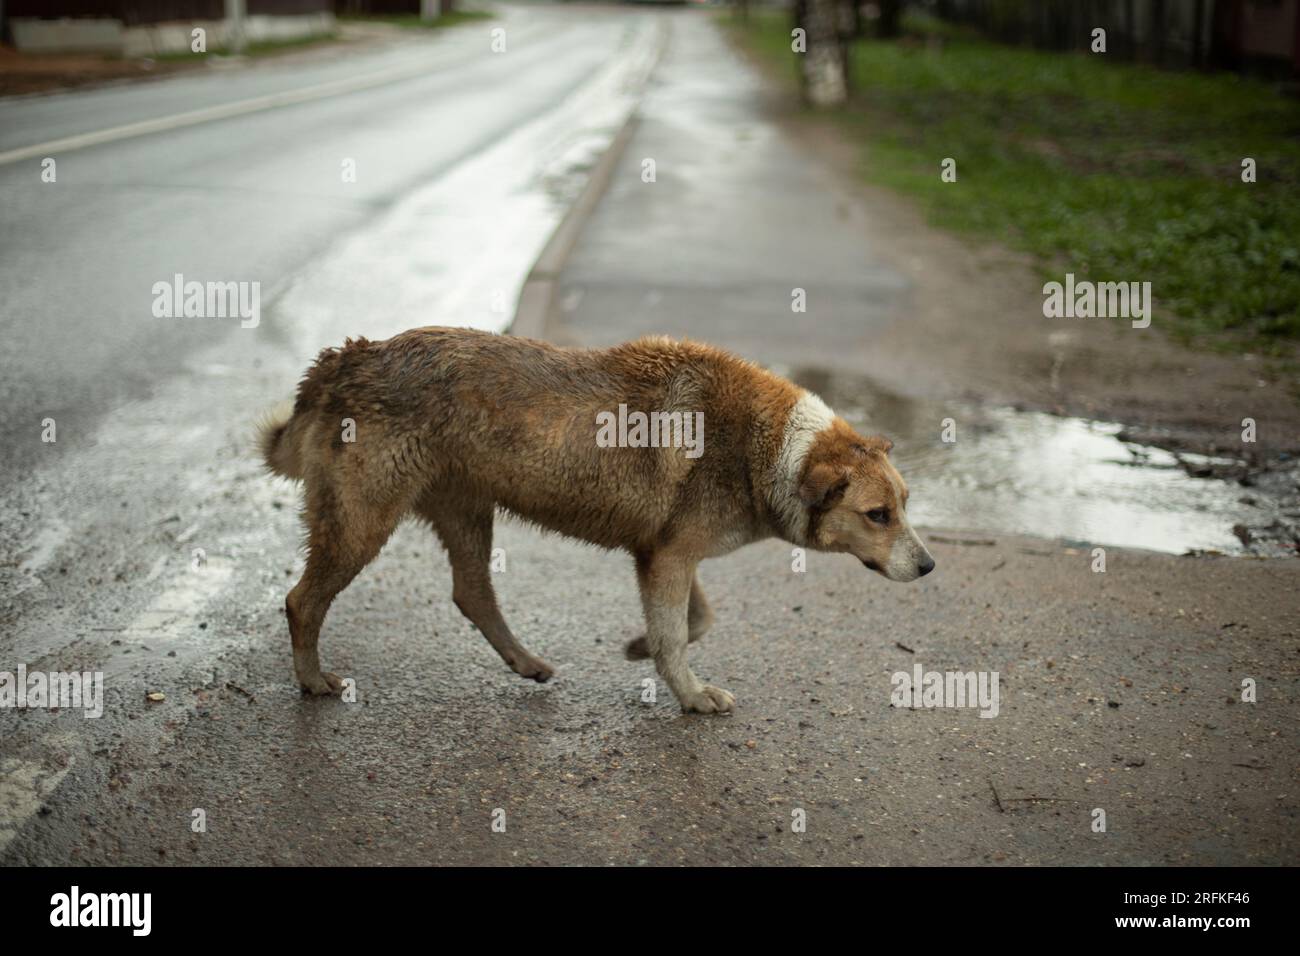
259, 327, 933, 713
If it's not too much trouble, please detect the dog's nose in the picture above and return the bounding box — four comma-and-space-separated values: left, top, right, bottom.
917, 555, 935, 577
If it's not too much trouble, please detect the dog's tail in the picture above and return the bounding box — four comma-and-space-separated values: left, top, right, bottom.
258, 343, 358, 480
256, 400, 307, 481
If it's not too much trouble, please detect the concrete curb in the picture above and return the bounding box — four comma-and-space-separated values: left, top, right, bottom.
510, 19, 667, 342
509, 115, 639, 341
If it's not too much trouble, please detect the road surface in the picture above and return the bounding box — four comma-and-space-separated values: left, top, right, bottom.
1, 4, 1296, 866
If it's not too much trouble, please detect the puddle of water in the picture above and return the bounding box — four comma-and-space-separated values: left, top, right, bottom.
792, 368, 1294, 557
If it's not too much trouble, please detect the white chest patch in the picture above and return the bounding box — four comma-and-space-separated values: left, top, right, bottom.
770, 391, 836, 544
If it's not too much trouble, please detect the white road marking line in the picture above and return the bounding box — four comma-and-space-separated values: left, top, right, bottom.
0, 8, 558, 168
0, 742, 74, 855
0, 58, 442, 167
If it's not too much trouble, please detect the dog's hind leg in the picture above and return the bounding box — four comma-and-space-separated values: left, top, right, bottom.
636, 552, 733, 714
420, 496, 554, 683
624, 573, 712, 661
287, 479, 402, 696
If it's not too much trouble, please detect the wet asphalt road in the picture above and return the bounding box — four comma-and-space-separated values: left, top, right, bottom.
0, 3, 650, 483
2, 6, 1298, 866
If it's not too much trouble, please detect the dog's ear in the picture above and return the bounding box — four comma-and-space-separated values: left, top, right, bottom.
799, 462, 849, 510
848, 438, 893, 461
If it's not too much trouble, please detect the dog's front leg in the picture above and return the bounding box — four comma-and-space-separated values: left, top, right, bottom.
636, 552, 734, 714
624, 573, 713, 661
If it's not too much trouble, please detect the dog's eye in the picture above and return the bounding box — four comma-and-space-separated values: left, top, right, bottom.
864, 509, 890, 525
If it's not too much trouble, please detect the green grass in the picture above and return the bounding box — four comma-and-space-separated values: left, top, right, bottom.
338, 11, 495, 31
728, 11, 1300, 350
152, 32, 341, 61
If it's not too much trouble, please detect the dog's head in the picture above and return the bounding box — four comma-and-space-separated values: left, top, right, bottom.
799, 424, 934, 582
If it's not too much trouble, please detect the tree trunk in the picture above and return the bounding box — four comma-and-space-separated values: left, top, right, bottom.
1192, 0, 1205, 68
877, 0, 904, 39
1149, 0, 1167, 66
798, 0, 849, 107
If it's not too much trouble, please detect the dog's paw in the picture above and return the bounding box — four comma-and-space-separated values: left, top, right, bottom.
511, 655, 555, 683
624, 635, 650, 660
298, 671, 344, 696
679, 684, 735, 715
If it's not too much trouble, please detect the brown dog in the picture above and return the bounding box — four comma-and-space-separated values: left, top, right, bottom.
259, 327, 933, 713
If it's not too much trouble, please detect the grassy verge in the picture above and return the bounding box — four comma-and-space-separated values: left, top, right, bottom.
339, 11, 495, 32
153, 32, 342, 61
727, 11, 1300, 351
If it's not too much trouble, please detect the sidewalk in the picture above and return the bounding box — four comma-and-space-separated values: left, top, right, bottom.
542, 11, 910, 375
